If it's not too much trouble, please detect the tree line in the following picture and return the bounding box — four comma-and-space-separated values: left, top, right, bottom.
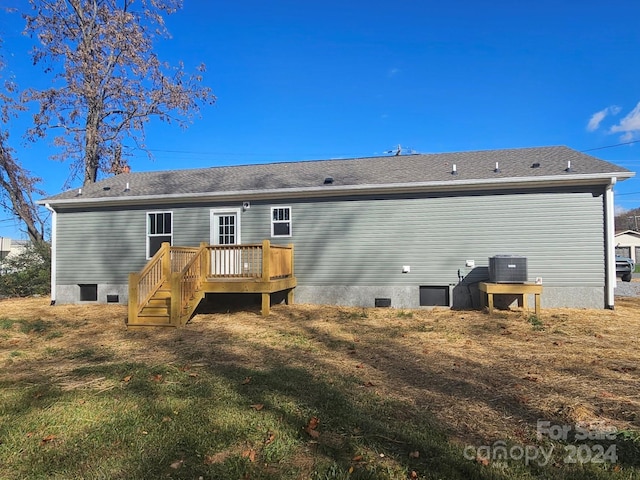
1, 0, 214, 244
616, 207, 640, 232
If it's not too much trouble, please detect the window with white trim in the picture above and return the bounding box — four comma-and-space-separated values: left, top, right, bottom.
147, 211, 173, 258
271, 207, 292, 237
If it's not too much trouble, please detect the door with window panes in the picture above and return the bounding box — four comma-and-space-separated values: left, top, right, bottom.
210, 209, 241, 275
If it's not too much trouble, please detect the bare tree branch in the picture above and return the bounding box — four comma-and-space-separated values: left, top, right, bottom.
0, 40, 46, 243
23, 0, 215, 185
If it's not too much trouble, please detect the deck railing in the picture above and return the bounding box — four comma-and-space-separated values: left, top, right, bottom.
129, 240, 294, 326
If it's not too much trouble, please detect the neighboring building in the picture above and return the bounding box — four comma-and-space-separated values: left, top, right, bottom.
0, 239, 30, 275
38, 146, 634, 310
0, 238, 28, 261
615, 230, 640, 262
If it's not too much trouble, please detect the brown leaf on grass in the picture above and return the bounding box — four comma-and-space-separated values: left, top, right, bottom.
40, 434, 57, 445
352, 454, 363, 462
306, 416, 319, 430
264, 432, 276, 445
151, 374, 163, 383
476, 455, 490, 466
242, 376, 252, 385
250, 403, 264, 411
409, 450, 420, 458
188, 372, 198, 378
162, 416, 172, 423
123, 375, 132, 382
410, 471, 419, 479
242, 449, 256, 462
601, 390, 615, 398
304, 416, 321, 438
169, 459, 184, 469
363, 381, 375, 387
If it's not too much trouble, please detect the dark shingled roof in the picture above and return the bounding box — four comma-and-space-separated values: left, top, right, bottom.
41, 146, 633, 204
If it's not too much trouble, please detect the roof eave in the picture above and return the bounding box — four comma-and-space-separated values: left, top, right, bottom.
38, 172, 634, 208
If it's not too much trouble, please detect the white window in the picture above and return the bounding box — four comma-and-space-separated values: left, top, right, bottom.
271, 207, 292, 237
147, 211, 173, 258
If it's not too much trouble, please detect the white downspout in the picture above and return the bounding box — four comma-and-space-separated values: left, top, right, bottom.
44, 203, 57, 305
605, 178, 616, 309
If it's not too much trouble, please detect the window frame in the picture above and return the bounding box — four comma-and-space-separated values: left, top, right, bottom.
146, 211, 173, 259
271, 206, 292, 238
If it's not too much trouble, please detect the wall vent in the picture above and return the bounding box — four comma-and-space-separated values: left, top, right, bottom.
375, 298, 391, 307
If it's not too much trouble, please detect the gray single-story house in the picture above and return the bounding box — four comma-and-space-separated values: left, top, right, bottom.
38, 145, 634, 314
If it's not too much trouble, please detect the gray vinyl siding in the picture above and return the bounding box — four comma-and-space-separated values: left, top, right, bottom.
242, 190, 604, 288
54, 188, 605, 293
55, 204, 216, 284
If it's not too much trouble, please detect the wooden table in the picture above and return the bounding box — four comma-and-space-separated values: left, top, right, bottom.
479, 282, 543, 316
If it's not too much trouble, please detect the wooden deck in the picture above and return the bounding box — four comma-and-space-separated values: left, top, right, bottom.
127, 241, 296, 328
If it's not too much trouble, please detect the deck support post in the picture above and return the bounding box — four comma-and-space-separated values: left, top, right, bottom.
261, 240, 271, 316
161, 242, 171, 279
128, 272, 140, 325
262, 293, 270, 316
287, 243, 294, 305
261, 239, 271, 280
170, 272, 181, 325
200, 242, 209, 279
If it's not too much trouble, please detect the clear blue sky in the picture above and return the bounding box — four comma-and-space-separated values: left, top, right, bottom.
1, 0, 640, 239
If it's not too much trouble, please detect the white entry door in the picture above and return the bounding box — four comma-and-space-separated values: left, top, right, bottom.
210, 209, 241, 275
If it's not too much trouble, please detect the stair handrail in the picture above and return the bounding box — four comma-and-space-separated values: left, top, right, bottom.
134, 242, 172, 315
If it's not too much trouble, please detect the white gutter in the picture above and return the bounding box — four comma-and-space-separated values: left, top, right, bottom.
36, 171, 634, 208
44, 203, 57, 305
605, 178, 617, 309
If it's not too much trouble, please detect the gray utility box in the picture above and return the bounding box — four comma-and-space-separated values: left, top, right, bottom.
488, 255, 528, 283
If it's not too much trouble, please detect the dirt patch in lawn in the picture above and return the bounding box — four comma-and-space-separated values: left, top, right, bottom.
1, 296, 639, 447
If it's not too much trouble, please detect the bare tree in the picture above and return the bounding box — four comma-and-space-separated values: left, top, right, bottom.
0, 41, 46, 243
23, 0, 215, 185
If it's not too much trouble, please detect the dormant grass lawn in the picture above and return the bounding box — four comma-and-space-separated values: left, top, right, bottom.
0, 296, 639, 479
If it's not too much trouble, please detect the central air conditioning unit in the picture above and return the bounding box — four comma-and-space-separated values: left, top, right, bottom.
488, 255, 528, 283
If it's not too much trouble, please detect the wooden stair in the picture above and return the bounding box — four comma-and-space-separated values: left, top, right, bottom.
128, 280, 206, 329
129, 282, 173, 327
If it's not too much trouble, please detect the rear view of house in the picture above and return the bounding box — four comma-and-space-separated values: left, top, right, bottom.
38, 146, 634, 313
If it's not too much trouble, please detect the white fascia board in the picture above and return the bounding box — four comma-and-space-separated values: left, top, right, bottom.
37, 171, 635, 208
